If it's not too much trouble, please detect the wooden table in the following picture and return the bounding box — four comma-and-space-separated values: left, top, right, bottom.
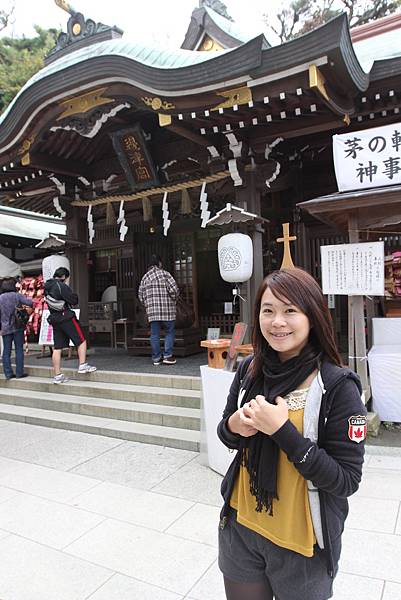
235, 344, 253, 356
200, 339, 231, 369
113, 320, 133, 350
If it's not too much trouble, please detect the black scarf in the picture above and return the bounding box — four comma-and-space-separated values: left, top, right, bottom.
238, 342, 321, 514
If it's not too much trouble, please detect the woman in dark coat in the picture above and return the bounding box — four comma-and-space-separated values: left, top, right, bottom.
0, 278, 33, 379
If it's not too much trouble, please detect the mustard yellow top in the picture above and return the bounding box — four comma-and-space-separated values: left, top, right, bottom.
230, 388, 316, 557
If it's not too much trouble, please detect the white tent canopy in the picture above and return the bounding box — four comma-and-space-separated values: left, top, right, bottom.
0, 253, 22, 278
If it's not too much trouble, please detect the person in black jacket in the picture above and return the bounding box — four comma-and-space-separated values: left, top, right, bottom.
217, 267, 367, 600
44, 267, 96, 384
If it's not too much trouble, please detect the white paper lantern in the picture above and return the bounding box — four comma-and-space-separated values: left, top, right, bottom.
218, 233, 253, 283
42, 255, 70, 282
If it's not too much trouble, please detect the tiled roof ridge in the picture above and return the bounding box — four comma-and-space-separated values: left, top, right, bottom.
351, 11, 401, 42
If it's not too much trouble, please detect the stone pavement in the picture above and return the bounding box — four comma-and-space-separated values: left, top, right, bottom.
23, 347, 206, 377
0, 421, 399, 600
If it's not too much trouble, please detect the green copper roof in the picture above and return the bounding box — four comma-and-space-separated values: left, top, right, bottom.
27, 38, 232, 86
353, 28, 401, 72
0, 37, 232, 125
203, 6, 268, 45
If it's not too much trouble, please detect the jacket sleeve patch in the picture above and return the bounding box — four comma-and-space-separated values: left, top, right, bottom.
348, 415, 367, 443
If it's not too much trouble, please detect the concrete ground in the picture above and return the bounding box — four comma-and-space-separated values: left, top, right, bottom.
0, 421, 399, 599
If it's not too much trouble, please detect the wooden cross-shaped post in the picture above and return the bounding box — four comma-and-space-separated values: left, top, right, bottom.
277, 222, 296, 269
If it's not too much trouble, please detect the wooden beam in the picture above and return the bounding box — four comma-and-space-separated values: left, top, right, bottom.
29, 152, 93, 178
250, 115, 349, 145
309, 64, 354, 116
163, 123, 215, 147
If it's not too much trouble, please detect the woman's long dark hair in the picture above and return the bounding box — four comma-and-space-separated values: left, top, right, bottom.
251, 268, 342, 377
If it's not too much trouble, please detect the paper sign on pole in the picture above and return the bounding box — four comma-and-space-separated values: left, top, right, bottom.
39, 309, 80, 346
321, 242, 384, 296
333, 122, 401, 191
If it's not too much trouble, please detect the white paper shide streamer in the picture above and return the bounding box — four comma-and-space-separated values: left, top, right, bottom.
265, 138, 283, 189
226, 133, 243, 187
264, 137, 283, 160
162, 192, 171, 236
49, 176, 66, 196
266, 162, 281, 188
199, 182, 210, 228
117, 200, 128, 242
53, 197, 66, 218
87, 205, 95, 244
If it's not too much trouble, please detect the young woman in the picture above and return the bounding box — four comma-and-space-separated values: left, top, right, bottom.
217, 268, 367, 600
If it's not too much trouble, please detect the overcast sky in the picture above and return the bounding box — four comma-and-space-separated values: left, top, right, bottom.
1, 0, 285, 46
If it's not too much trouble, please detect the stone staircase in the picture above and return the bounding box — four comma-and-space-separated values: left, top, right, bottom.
0, 366, 201, 451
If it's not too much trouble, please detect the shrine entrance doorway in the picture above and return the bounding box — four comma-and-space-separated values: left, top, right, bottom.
128, 230, 202, 357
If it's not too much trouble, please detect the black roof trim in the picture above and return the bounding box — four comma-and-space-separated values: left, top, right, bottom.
181, 6, 269, 50
255, 14, 368, 94
369, 56, 401, 82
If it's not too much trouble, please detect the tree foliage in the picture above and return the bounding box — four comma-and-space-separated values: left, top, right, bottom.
0, 26, 58, 114
266, 0, 401, 43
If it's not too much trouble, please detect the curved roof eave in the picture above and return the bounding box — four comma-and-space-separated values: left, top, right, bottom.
256, 13, 369, 94
181, 6, 270, 50
200, 7, 271, 49
0, 35, 265, 152
369, 55, 401, 81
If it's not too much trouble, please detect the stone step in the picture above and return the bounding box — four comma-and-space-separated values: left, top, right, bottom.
21, 365, 201, 391
0, 403, 200, 451
0, 388, 200, 430
0, 376, 201, 409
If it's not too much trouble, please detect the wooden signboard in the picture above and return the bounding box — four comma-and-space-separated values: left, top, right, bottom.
111, 126, 159, 191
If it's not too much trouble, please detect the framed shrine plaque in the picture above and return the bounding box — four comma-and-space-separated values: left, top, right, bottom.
111, 125, 159, 191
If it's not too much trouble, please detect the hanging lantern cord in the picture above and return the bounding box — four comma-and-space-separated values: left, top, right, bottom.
232, 283, 246, 305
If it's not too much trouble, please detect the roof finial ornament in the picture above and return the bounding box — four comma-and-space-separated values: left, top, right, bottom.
199, 0, 234, 22
54, 0, 76, 16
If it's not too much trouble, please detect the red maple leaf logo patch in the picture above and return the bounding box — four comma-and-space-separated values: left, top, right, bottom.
348, 415, 367, 443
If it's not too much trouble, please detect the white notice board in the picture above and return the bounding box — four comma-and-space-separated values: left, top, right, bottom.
321, 242, 384, 296
39, 309, 80, 346
333, 122, 401, 191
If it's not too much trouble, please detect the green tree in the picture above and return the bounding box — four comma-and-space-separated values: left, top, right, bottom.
0, 26, 58, 113
266, 0, 401, 43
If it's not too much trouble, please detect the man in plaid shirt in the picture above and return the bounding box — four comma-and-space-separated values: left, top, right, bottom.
138, 255, 180, 365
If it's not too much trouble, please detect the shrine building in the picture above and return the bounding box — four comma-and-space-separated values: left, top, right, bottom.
1, 1, 401, 355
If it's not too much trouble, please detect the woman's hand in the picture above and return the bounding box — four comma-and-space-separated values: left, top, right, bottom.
228, 410, 258, 437
241, 395, 289, 435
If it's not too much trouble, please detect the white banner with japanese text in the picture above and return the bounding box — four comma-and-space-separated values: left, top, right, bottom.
333, 123, 401, 191
321, 242, 384, 296
39, 309, 80, 346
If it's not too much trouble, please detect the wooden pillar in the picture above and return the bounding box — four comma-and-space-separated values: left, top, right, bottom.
234, 171, 264, 341
65, 207, 89, 330
348, 213, 370, 400
248, 170, 264, 321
